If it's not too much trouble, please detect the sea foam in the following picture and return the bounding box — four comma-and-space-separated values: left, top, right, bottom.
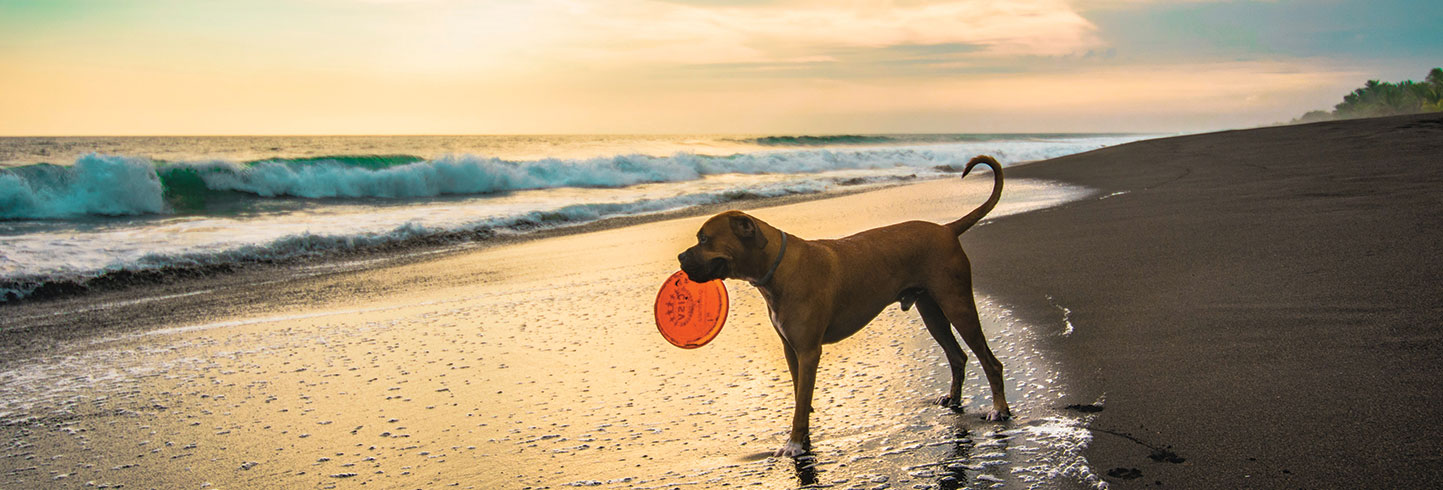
0, 175, 853, 301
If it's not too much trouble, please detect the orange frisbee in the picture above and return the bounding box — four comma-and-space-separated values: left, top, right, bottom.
654, 270, 729, 349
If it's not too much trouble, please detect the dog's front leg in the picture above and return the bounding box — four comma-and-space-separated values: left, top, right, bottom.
776, 344, 819, 458
783, 344, 800, 400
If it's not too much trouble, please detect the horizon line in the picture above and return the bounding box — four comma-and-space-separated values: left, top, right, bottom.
0, 130, 1163, 138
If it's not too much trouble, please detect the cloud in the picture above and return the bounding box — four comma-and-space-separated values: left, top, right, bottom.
1069, 0, 1244, 10
520, 0, 1107, 65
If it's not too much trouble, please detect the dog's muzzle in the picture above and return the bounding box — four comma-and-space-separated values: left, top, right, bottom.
677, 250, 728, 283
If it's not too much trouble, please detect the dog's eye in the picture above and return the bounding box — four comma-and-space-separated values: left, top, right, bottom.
697, 234, 708, 244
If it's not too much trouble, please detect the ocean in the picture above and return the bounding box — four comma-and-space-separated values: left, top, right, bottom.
0, 133, 1151, 302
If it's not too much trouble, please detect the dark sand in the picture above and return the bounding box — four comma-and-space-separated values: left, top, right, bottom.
963, 112, 1443, 487
2, 113, 1440, 489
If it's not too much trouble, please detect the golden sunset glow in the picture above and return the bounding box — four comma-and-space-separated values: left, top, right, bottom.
0, 0, 1436, 134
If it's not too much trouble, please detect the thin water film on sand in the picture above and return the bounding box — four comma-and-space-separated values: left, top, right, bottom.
1, 177, 1109, 489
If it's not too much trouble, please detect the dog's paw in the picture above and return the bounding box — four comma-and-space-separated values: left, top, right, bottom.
935, 395, 964, 411
773, 441, 808, 459
982, 409, 1013, 422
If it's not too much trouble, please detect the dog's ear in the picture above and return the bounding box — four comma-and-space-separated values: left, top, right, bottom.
729, 215, 769, 250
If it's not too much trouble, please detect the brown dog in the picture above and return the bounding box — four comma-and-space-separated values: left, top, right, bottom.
676, 155, 1012, 458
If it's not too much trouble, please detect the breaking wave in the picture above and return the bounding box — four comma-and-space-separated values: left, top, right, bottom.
0, 139, 1113, 220
0, 155, 167, 219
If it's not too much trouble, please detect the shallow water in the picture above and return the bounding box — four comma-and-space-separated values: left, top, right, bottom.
0, 296, 1102, 489
0, 178, 1107, 489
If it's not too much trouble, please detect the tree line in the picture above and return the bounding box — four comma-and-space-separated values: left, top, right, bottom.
1294, 67, 1443, 123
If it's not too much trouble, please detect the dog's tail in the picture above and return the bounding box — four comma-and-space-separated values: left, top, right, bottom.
945, 155, 1004, 236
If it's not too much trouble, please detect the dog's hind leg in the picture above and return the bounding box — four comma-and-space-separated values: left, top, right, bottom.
933, 288, 1012, 421
915, 294, 968, 410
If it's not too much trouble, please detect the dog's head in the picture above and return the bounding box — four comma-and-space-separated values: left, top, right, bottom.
677, 210, 772, 283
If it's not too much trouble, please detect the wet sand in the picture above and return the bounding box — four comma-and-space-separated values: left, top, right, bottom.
1, 177, 1109, 489
4, 112, 1441, 489
963, 112, 1443, 487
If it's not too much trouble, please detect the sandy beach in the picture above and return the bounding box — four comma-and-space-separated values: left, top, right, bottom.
4, 112, 1442, 489
965, 111, 1443, 487
2, 176, 1107, 489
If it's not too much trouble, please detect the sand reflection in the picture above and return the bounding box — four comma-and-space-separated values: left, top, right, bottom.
0, 177, 1109, 488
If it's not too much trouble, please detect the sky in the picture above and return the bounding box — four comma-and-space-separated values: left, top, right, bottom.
0, 0, 1438, 135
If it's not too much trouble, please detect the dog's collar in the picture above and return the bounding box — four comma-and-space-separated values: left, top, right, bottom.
750, 232, 787, 287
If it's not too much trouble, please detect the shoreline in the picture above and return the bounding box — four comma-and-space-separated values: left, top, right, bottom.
0, 178, 917, 304
3, 150, 1065, 328
0, 169, 1024, 361
4, 173, 963, 307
